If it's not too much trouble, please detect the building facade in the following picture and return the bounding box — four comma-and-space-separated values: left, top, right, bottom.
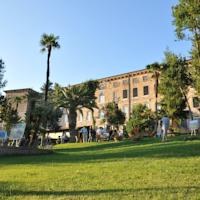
4, 69, 200, 131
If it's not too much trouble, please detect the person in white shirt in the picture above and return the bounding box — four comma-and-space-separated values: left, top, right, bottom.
81, 127, 88, 143
161, 116, 170, 141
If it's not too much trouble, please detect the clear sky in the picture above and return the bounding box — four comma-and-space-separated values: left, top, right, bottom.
0, 0, 191, 91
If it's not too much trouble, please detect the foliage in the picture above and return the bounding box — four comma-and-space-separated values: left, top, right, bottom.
126, 104, 155, 134
24, 89, 62, 142
0, 59, 7, 93
172, 0, 200, 94
158, 51, 192, 119
103, 102, 125, 128
0, 96, 20, 132
40, 33, 60, 101
53, 80, 99, 140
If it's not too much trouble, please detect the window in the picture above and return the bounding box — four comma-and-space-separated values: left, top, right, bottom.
113, 82, 120, 88
122, 79, 128, 85
64, 114, 68, 123
99, 92, 105, 103
143, 76, 148, 82
144, 102, 150, 109
132, 78, 139, 84
99, 83, 106, 90
113, 91, 118, 102
133, 88, 138, 97
86, 111, 91, 121
79, 113, 83, 122
122, 106, 128, 117
99, 110, 104, 119
143, 86, 149, 95
123, 89, 128, 99
193, 97, 199, 108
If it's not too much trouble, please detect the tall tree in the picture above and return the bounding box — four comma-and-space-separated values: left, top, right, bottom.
159, 51, 192, 120
0, 59, 7, 94
146, 62, 163, 115
172, 0, 200, 93
40, 33, 60, 102
53, 80, 99, 141
0, 97, 20, 132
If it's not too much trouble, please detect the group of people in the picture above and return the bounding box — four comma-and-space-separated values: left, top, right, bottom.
156, 116, 170, 141
76, 126, 123, 143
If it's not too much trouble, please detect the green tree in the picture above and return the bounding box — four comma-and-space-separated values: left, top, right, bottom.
0, 97, 20, 133
24, 87, 62, 146
53, 80, 99, 141
103, 102, 125, 130
40, 33, 60, 102
146, 62, 165, 118
158, 51, 192, 120
126, 104, 155, 135
0, 59, 7, 94
172, 0, 200, 94
12, 96, 25, 111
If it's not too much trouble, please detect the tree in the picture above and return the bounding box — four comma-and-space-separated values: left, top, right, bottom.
158, 51, 192, 121
12, 96, 25, 111
0, 96, 20, 133
53, 80, 99, 141
126, 104, 155, 137
24, 88, 62, 146
0, 59, 7, 94
172, 0, 200, 94
146, 62, 164, 114
40, 33, 60, 102
103, 102, 125, 129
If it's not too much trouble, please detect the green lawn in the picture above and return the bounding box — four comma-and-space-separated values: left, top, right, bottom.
1, 137, 200, 200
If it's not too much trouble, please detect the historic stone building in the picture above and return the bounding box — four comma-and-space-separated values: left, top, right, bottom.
4, 68, 200, 131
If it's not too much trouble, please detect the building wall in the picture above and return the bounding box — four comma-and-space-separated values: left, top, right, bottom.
5, 89, 32, 120
61, 69, 157, 129
5, 69, 200, 130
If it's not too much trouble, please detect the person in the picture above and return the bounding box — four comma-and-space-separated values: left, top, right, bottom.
56, 136, 61, 144
109, 129, 113, 141
91, 128, 96, 142
81, 127, 88, 143
96, 127, 102, 142
161, 116, 170, 142
156, 120, 162, 138
88, 127, 93, 142
61, 132, 66, 144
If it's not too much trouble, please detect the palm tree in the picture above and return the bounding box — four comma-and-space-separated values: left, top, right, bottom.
53, 81, 99, 141
12, 96, 25, 111
40, 33, 60, 102
146, 62, 162, 114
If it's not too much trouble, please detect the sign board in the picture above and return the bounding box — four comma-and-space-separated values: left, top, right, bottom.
9, 123, 26, 140
189, 120, 199, 131
0, 130, 7, 140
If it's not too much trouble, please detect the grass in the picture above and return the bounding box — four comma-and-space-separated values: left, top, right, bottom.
1, 136, 200, 199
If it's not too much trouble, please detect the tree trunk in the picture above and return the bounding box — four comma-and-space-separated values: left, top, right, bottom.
68, 109, 77, 142
180, 87, 193, 120
154, 73, 159, 133
45, 47, 51, 102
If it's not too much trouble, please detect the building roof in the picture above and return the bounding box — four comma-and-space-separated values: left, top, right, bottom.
4, 88, 36, 94
97, 68, 149, 82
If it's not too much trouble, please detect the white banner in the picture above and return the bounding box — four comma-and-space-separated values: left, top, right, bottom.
0, 130, 7, 139
9, 123, 26, 140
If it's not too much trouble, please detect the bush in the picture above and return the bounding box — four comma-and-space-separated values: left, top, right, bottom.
126, 104, 155, 140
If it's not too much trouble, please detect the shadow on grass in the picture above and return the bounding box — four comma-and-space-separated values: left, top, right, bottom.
0, 138, 200, 165
1, 186, 200, 197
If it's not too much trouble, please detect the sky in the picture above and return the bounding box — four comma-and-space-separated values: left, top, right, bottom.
0, 0, 192, 92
